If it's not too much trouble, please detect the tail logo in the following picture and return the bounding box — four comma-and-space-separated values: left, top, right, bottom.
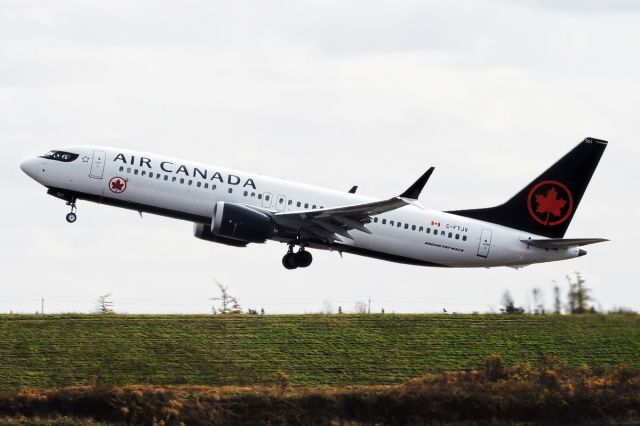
527, 180, 574, 226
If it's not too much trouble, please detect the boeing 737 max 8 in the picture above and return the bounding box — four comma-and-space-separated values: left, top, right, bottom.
20, 137, 607, 269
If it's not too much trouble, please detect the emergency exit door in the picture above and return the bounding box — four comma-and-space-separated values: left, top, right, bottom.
477, 229, 492, 258
89, 150, 106, 179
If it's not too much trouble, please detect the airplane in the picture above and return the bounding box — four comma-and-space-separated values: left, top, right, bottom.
20, 137, 608, 270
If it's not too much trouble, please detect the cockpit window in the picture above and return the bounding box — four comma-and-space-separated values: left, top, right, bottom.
41, 151, 79, 162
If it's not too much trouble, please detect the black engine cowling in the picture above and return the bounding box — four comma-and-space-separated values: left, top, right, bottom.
211, 202, 273, 243
193, 223, 249, 247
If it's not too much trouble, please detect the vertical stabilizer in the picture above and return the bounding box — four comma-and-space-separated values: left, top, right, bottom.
448, 138, 607, 238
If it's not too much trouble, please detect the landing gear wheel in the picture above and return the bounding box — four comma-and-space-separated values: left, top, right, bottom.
65, 198, 77, 223
294, 250, 313, 268
282, 253, 298, 270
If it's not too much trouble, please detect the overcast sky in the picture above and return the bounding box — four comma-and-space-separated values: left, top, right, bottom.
2, 0, 639, 314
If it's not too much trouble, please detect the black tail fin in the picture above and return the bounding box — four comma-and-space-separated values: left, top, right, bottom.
448, 137, 607, 238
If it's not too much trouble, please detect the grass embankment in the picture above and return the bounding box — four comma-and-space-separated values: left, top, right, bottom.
0, 314, 638, 391
1, 357, 639, 425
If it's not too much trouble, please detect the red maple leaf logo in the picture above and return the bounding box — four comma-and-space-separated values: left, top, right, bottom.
111, 179, 124, 192
534, 187, 567, 225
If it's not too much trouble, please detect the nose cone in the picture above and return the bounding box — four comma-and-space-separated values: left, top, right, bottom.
20, 158, 41, 181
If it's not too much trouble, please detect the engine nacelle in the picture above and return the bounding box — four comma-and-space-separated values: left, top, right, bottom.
193, 223, 249, 247
211, 202, 273, 243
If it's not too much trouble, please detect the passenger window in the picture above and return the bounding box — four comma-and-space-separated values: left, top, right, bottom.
141, 171, 146, 176
188, 180, 192, 186
149, 172, 154, 178
463, 235, 467, 241
288, 200, 292, 205
448, 232, 452, 238
312, 205, 316, 209
119, 166, 124, 172
419, 226, 423, 232
212, 184, 217, 190
244, 191, 248, 196
441, 231, 445, 236
297, 202, 301, 207
258, 194, 262, 199
204, 183, 209, 189
127, 167, 131, 173
251, 192, 256, 197
373, 217, 378, 223
304, 203, 309, 208
280, 198, 285, 204
397, 222, 402, 228
404, 224, 409, 229
197, 182, 202, 188
265, 195, 270, 201
427, 228, 431, 234
412, 225, 416, 231
156, 174, 161, 179
382, 218, 387, 224
180, 178, 184, 184
455, 234, 460, 240
390, 221, 394, 226
172, 176, 177, 182
228, 188, 233, 193
164, 175, 168, 181
134, 169, 139, 175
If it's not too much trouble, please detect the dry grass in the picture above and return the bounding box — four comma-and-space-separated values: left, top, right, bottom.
0, 355, 638, 425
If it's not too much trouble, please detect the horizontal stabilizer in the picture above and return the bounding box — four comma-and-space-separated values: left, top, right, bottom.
521, 238, 608, 249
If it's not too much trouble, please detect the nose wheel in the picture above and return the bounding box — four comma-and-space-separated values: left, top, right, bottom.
66, 199, 77, 223
282, 245, 313, 269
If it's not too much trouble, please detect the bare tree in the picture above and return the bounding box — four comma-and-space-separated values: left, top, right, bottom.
532, 287, 545, 314
95, 294, 115, 314
322, 300, 334, 314
210, 280, 242, 314
567, 271, 593, 314
553, 283, 562, 314
500, 290, 524, 314
354, 301, 368, 314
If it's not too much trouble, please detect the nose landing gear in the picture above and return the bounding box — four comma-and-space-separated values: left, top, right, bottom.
282, 244, 313, 270
65, 198, 77, 223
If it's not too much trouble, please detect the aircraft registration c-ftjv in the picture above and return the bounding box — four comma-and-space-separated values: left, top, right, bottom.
20, 138, 607, 270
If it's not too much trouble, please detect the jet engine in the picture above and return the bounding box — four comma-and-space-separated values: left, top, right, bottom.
193, 223, 249, 247
210, 201, 273, 243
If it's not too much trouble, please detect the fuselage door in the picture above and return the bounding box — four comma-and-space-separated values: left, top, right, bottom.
89, 150, 106, 179
275, 195, 287, 212
477, 229, 492, 258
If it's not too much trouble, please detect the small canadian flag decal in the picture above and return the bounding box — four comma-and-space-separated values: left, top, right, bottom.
431, 220, 441, 227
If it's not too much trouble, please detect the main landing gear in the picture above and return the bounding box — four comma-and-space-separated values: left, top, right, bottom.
65, 198, 77, 223
282, 245, 313, 270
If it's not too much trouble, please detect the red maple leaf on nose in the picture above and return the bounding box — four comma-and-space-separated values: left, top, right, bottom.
111, 179, 124, 192
535, 187, 566, 224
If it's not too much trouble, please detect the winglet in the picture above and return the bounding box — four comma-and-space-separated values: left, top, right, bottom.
400, 167, 434, 200
348, 185, 358, 194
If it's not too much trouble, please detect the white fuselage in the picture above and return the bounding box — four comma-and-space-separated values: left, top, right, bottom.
20, 146, 582, 268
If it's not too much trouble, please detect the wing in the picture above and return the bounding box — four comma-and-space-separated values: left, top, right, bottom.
273, 168, 434, 242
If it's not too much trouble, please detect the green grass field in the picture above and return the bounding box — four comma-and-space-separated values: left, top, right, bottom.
0, 314, 638, 391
